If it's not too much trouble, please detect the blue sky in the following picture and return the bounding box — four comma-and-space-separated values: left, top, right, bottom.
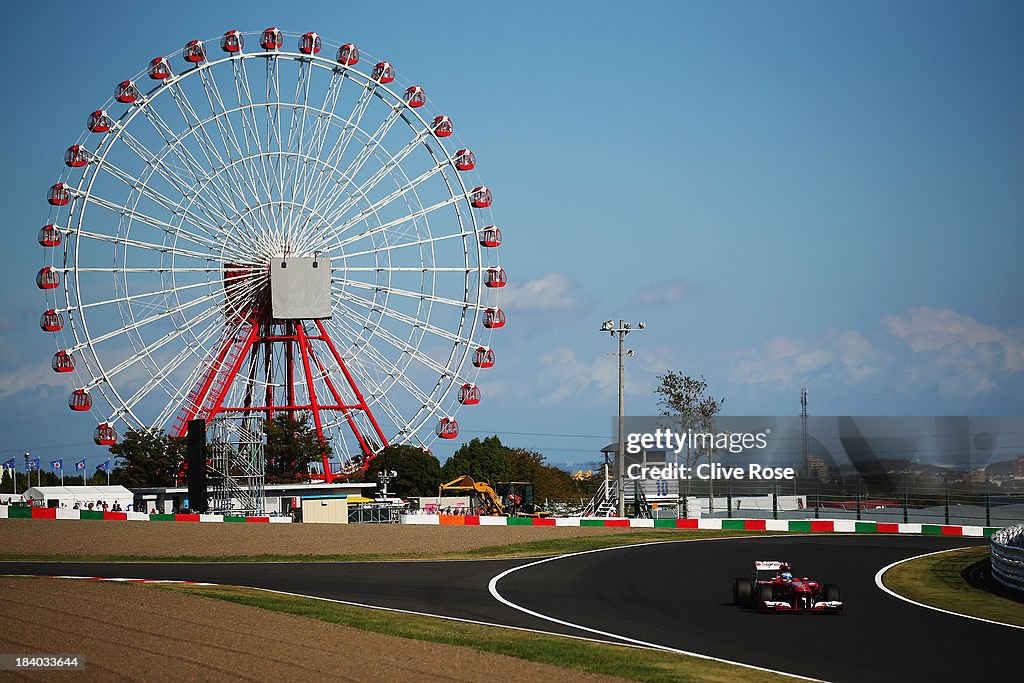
1, 0, 1022, 470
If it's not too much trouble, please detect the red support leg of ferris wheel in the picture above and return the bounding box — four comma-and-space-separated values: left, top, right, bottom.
172, 316, 389, 482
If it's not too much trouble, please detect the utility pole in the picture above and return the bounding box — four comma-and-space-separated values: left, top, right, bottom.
600, 319, 646, 518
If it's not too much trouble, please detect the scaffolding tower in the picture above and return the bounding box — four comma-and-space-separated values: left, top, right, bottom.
207, 414, 266, 515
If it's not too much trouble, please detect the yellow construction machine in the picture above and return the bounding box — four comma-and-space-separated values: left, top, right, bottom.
437, 475, 551, 517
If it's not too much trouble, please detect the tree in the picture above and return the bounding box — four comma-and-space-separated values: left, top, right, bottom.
440, 435, 510, 483
263, 413, 327, 484
364, 445, 441, 497
654, 372, 725, 512
108, 428, 182, 488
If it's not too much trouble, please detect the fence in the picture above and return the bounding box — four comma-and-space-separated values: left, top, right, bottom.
990, 524, 1024, 594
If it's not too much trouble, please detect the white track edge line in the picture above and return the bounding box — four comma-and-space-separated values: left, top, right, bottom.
487, 537, 821, 682
873, 547, 1024, 631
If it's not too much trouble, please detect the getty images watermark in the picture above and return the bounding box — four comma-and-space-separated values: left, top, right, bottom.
615, 415, 1024, 484
623, 427, 796, 481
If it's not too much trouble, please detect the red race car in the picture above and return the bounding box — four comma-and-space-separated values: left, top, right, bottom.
733, 560, 843, 614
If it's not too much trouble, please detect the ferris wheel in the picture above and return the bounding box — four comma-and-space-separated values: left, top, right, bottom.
37, 28, 505, 481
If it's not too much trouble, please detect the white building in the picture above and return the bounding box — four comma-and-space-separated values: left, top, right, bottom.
22, 485, 135, 511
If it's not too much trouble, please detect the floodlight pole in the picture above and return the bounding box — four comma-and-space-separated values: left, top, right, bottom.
600, 319, 645, 518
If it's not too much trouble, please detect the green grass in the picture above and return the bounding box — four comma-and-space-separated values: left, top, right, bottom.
882, 546, 1024, 627
161, 582, 796, 682
0, 529, 783, 563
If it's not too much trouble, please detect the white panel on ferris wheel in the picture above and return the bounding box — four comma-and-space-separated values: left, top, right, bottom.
270, 258, 333, 320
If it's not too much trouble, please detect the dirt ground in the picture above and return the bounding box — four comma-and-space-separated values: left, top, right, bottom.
0, 577, 625, 682
0, 518, 646, 559
0, 520, 639, 681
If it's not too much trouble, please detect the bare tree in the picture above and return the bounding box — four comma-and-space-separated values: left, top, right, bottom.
654, 372, 724, 517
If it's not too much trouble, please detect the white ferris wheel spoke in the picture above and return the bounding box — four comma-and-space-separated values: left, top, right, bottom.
333, 287, 481, 349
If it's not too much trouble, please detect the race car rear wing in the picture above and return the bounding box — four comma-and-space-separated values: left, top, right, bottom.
754, 561, 788, 571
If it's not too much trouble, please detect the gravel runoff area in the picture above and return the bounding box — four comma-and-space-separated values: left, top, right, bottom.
0, 518, 646, 558
0, 521, 644, 681
0, 577, 626, 682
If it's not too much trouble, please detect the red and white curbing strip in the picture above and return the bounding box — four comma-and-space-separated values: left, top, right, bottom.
5, 574, 216, 586
400, 514, 1000, 537
0, 505, 291, 523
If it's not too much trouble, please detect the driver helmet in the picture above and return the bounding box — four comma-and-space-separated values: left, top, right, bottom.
780, 572, 793, 582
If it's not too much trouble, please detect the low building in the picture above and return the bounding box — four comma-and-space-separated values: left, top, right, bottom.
21, 485, 135, 511
132, 481, 378, 515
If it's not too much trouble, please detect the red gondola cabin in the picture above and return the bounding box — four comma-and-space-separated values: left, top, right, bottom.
485, 267, 507, 288
88, 110, 112, 133
115, 81, 140, 104
221, 30, 244, 53
337, 43, 360, 66
479, 226, 502, 248
436, 417, 459, 439
38, 224, 62, 247
470, 186, 492, 208
473, 346, 495, 368
149, 57, 172, 80
373, 61, 395, 83
404, 86, 425, 108
432, 115, 453, 137
483, 307, 505, 329
51, 350, 75, 373
94, 423, 118, 446
48, 183, 71, 206
458, 383, 481, 405
36, 267, 60, 289
69, 389, 92, 411
300, 32, 322, 55
183, 40, 206, 63
261, 27, 283, 50
455, 149, 475, 171
40, 309, 64, 332
65, 145, 88, 168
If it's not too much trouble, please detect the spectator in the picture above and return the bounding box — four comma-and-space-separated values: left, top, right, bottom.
72, 502, 80, 510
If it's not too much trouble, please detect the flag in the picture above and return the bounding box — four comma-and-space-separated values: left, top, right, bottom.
97, 459, 110, 471
2, 458, 13, 470
51, 459, 63, 471
75, 459, 86, 472
26, 458, 40, 471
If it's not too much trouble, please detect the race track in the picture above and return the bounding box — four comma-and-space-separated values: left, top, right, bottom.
3, 534, 1017, 681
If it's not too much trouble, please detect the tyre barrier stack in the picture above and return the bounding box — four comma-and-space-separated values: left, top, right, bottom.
990, 523, 1024, 595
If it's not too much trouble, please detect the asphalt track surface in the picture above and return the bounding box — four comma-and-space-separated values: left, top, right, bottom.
3, 534, 1018, 682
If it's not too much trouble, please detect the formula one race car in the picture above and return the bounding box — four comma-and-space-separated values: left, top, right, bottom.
732, 560, 843, 614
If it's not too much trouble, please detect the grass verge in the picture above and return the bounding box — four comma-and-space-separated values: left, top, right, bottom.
882, 546, 1024, 627
0, 529, 783, 563
161, 582, 795, 682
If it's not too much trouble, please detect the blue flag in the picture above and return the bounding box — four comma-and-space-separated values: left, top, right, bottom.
26, 458, 40, 471
2, 458, 13, 469
51, 459, 62, 471
75, 459, 86, 471
97, 459, 110, 471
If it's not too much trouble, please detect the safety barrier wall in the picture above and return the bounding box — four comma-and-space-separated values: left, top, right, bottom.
990, 524, 1024, 593
0, 505, 291, 523
400, 514, 999, 536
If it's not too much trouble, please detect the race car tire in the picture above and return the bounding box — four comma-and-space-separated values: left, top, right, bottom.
733, 578, 752, 606
757, 582, 773, 608
824, 583, 841, 602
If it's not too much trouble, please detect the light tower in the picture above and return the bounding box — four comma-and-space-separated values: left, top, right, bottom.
599, 319, 646, 517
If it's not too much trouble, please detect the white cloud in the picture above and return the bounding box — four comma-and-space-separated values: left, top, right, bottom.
883, 307, 1024, 397
729, 329, 881, 387
533, 345, 676, 406
497, 272, 582, 313
632, 279, 691, 307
